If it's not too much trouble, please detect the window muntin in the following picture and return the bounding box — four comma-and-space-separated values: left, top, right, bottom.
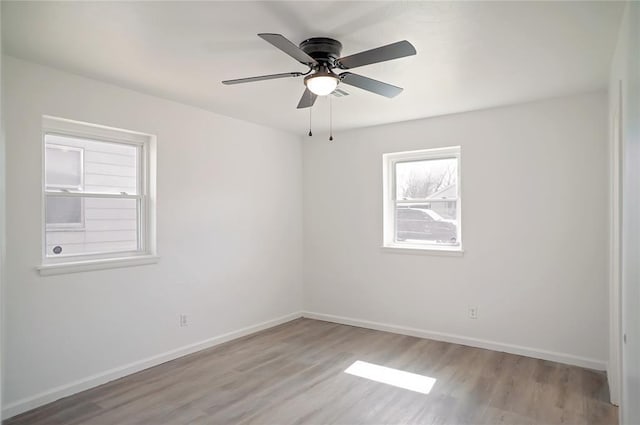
42, 117, 153, 263
384, 147, 461, 250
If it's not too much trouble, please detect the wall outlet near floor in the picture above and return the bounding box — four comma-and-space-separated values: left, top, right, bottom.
179, 314, 188, 327
468, 306, 478, 319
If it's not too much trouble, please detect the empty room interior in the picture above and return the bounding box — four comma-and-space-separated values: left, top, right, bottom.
0, 1, 639, 424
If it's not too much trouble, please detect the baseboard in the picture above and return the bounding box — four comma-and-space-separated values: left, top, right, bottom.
303, 311, 607, 371
2, 311, 303, 420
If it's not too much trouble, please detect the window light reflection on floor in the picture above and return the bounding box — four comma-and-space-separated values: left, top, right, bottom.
344, 360, 436, 394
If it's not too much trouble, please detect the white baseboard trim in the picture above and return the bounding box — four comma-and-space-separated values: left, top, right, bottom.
2, 311, 303, 420
303, 311, 607, 371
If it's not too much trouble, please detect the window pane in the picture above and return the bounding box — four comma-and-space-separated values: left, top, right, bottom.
46, 145, 82, 189
46, 197, 82, 225
45, 196, 139, 257
45, 134, 139, 195
395, 205, 458, 245
395, 158, 457, 200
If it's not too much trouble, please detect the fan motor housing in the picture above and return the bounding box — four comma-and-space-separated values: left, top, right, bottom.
299, 37, 343, 66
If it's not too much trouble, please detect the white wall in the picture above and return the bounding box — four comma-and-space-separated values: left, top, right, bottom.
303, 92, 609, 368
3, 56, 303, 416
610, 2, 640, 423
0, 5, 5, 415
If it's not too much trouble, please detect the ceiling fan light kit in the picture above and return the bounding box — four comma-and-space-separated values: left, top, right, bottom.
304, 66, 339, 96
222, 33, 416, 137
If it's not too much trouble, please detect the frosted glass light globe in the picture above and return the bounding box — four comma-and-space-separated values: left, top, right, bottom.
305, 74, 339, 96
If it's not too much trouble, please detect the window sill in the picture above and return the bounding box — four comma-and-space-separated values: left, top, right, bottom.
381, 245, 464, 256
37, 255, 159, 276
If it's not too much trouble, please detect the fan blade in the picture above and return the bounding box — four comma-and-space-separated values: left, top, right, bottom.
222, 72, 302, 85
297, 88, 318, 109
258, 33, 318, 65
337, 40, 416, 69
339, 72, 403, 98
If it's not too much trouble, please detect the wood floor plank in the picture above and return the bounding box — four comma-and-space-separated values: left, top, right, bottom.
4, 318, 617, 425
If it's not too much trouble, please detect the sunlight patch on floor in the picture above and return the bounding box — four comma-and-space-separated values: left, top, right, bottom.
344, 360, 436, 394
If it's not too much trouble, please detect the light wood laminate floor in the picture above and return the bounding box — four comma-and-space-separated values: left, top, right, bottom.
5, 318, 617, 425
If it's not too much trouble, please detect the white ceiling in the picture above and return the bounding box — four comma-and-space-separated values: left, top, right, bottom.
2, 1, 624, 135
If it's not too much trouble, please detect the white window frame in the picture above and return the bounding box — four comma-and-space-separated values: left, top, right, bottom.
38, 116, 158, 275
45, 144, 86, 230
382, 146, 463, 254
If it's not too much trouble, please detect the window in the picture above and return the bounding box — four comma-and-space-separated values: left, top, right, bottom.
383, 147, 461, 252
45, 144, 84, 229
40, 116, 157, 274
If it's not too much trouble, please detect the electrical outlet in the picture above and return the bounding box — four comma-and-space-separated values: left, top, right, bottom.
468, 307, 478, 319
180, 314, 188, 327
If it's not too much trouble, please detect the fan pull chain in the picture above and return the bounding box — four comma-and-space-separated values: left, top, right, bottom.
308, 103, 313, 137
329, 95, 334, 142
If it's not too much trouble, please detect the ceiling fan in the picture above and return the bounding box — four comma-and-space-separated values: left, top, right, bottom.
222, 34, 417, 109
